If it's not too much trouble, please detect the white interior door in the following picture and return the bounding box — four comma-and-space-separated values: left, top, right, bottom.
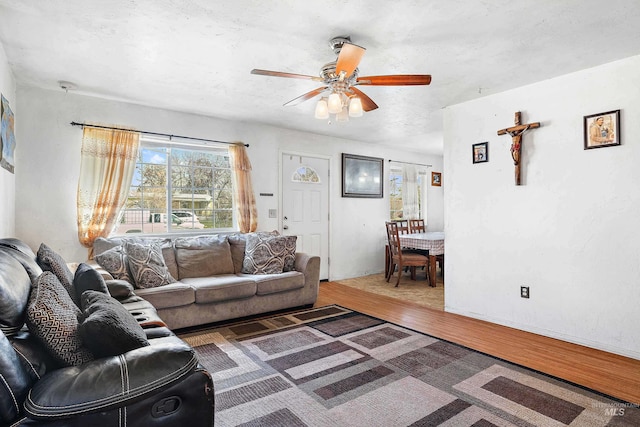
281, 153, 329, 280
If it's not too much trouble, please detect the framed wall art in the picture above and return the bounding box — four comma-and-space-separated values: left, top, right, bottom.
431, 171, 442, 187
584, 110, 620, 150
472, 142, 489, 163
341, 153, 383, 198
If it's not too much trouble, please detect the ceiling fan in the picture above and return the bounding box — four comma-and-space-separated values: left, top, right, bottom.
251, 36, 431, 119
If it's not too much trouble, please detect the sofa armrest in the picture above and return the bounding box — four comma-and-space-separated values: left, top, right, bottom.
24, 339, 197, 420
295, 252, 321, 289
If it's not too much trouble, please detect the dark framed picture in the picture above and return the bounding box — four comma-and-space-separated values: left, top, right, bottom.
473, 142, 489, 163
341, 153, 383, 198
431, 171, 442, 187
584, 110, 620, 150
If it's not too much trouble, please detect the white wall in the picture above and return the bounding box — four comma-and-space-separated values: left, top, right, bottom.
443, 55, 640, 359
0, 42, 16, 236
15, 86, 443, 280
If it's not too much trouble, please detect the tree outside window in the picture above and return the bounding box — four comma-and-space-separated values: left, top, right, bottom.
113, 142, 234, 235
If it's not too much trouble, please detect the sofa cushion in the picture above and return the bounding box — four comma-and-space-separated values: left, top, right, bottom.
26, 272, 94, 366
242, 233, 296, 274
247, 271, 305, 295
36, 243, 76, 304
94, 245, 133, 283
78, 291, 150, 358
124, 241, 176, 289
227, 233, 247, 274
181, 276, 257, 304
174, 235, 234, 279
0, 252, 32, 336
73, 263, 109, 301
134, 282, 196, 310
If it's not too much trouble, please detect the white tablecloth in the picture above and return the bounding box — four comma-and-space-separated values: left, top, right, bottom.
399, 232, 444, 255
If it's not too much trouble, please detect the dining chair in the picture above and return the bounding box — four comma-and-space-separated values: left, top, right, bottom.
395, 219, 410, 234
409, 219, 425, 233
385, 221, 430, 287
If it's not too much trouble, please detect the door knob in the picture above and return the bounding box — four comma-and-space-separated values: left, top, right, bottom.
283, 225, 289, 230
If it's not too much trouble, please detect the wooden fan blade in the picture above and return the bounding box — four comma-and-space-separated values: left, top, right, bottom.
335, 43, 366, 78
251, 69, 324, 82
349, 87, 378, 112
356, 75, 432, 86
283, 87, 328, 106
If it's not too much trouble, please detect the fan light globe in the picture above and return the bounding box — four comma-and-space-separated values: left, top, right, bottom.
314, 99, 329, 119
336, 107, 349, 122
327, 93, 342, 114
348, 97, 363, 117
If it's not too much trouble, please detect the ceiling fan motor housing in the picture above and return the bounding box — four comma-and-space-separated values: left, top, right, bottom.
329, 36, 352, 55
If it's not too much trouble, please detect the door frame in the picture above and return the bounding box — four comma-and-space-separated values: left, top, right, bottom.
279, 150, 332, 280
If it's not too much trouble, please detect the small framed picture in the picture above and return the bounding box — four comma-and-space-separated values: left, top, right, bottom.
584, 110, 620, 150
431, 171, 442, 187
472, 142, 488, 163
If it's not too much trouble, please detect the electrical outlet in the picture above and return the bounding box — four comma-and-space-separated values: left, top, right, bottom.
520, 286, 530, 299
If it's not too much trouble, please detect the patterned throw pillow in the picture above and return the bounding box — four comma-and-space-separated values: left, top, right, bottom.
94, 245, 133, 283
36, 243, 76, 304
26, 272, 93, 366
281, 235, 297, 272
123, 241, 176, 289
242, 234, 295, 274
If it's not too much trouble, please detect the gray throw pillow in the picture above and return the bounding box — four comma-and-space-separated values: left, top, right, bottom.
242, 233, 294, 274
123, 241, 176, 289
78, 291, 149, 358
36, 243, 76, 304
73, 263, 109, 303
26, 272, 94, 366
94, 245, 133, 283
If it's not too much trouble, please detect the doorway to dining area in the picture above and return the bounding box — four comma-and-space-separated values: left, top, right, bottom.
332, 270, 444, 311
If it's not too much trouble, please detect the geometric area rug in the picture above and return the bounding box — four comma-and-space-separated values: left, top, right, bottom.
179, 305, 640, 427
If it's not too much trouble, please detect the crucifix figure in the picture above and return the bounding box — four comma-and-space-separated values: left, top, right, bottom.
497, 111, 541, 185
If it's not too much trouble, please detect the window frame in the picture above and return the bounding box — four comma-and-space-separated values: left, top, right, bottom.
113, 137, 236, 236
388, 166, 428, 223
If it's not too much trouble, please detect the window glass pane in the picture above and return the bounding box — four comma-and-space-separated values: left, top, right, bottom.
389, 169, 403, 220
292, 166, 321, 183
112, 141, 233, 236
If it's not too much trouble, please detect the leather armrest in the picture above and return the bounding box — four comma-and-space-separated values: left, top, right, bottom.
24, 339, 197, 420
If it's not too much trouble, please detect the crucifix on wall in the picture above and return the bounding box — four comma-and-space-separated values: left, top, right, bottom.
497, 111, 541, 185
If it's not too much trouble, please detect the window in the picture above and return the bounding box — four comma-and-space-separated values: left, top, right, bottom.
389, 167, 427, 221
292, 165, 321, 183
113, 140, 234, 235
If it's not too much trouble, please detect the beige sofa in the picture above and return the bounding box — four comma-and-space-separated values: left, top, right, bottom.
92, 233, 320, 329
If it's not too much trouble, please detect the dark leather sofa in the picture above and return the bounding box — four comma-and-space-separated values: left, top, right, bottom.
0, 238, 214, 426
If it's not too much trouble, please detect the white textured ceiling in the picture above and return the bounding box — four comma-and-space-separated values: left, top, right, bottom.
1, 0, 640, 154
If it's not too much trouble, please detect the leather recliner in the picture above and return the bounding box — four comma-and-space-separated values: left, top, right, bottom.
0, 238, 214, 426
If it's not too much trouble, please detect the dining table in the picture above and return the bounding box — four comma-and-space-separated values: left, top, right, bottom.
399, 231, 444, 287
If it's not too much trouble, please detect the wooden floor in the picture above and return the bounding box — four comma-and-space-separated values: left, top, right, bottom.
316, 281, 640, 405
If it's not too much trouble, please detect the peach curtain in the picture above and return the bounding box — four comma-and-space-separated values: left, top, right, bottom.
229, 143, 257, 233
77, 127, 140, 257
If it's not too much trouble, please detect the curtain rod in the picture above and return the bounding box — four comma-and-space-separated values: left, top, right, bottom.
70, 122, 249, 147
388, 159, 432, 168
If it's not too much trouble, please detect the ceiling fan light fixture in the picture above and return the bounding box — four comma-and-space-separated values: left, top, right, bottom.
314, 98, 329, 119
348, 96, 363, 117
327, 92, 342, 114
336, 107, 349, 122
